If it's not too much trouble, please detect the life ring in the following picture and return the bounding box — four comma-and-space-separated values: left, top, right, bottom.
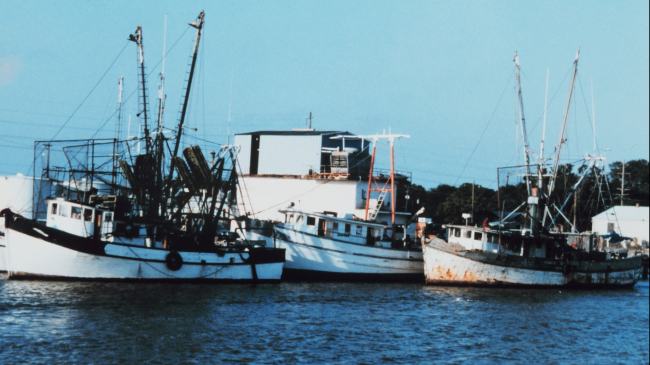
166, 251, 183, 271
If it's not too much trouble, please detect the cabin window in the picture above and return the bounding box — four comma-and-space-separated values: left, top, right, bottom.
332, 222, 339, 231
307, 216, 316, 226
332, 154, 347, 167
296, 215, 303, 224
50, 203, 58, 215
474, 232, 483, 241
356, 226, 362, 235
488, 234, 497, 243
83, 208, 93, 222
71, 206, 82, 220
60, 205, 69, 217
464, 230, 472, 238
453, 229, 460, 237
105, 212, 113, 222
345, 224, 351, 234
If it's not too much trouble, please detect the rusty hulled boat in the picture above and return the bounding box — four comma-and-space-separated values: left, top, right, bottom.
423, 50, 642, 288
423, 228, 641, 288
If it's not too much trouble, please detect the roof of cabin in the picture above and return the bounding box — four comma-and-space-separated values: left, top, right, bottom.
235, 130, 352, 136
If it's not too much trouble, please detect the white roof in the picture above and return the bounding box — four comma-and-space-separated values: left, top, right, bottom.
592, 206, 649, 222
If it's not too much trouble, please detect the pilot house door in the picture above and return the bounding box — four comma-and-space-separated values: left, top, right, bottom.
318, 219, 326, 237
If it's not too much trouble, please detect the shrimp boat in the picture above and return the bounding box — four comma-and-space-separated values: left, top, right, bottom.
423, 50, 642, 288
274, 133, 425, 281
2, 12, 285, 282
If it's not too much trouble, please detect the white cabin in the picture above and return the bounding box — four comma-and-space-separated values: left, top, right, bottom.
45, 198, 114, 239
280, 209, 405, 248
446, 225, 547, 258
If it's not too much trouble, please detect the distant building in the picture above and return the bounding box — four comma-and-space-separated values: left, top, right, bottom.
0, 174, 52, 229
233, 130, 410, 226
591, 205, 649, 243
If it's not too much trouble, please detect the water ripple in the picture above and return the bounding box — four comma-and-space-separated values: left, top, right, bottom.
0, 275, 648, 364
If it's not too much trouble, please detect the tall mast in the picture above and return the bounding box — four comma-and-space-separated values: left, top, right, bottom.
514, 52, 532, 195
168, 11, 205, 184
129, 26, 150, 155
549, 47, 580, 199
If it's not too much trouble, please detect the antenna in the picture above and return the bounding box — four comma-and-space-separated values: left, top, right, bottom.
228, 67, 233, 145
306, 112, 313, 129
114, 76, 124, 185
540, 68, 549, 163
157, 14, 167, 130
591, 78, 596, 154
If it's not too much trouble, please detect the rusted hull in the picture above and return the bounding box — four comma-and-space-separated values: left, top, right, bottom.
423, 240, 642, 289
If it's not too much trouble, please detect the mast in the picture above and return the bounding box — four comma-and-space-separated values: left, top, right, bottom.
128, 26, 150, 155
549, 47, 580, 199
514, 52, 532, 195
168, 11, 205, 185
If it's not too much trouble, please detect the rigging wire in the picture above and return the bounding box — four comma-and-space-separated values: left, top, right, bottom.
90, 26, 192, 139
453, 70, 514, 187
51, 41, 130, 141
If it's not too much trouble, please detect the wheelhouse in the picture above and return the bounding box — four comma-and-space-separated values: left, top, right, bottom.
280, 209, 395, 248
446, 225, 551, 258
46, 198, 114, 239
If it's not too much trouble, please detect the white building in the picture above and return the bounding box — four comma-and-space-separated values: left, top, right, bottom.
234, 130, 411, 226
0, 174, 53, 226
591, 205, 649, 244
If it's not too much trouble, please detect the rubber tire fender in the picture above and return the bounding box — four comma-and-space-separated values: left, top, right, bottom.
166, 251, 183, 271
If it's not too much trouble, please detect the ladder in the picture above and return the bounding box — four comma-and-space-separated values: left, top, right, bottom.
368, 188, 388, 221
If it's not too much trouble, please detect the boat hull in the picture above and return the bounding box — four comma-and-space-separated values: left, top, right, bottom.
275, 224, 423, 282
0, 234, 6, 273
423, 239, 642, 288
5, 224, 285, 282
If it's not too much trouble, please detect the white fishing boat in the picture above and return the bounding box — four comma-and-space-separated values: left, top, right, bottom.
2, 12, 285, 282
2, 202, 284, 282
423, 50, 642, 288
273, 133, 425, 281
275, 209, 422, 281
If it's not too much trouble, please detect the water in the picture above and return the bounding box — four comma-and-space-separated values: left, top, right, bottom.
1, 275, 648, 364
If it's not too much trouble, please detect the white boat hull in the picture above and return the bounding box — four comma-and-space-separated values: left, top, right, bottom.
275, 224, 423, 281
423, 240, 641, 288
0, 234, 6, 272
6, 228, 283, 282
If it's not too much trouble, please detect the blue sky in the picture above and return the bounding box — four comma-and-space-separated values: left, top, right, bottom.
0, 1, 648, 189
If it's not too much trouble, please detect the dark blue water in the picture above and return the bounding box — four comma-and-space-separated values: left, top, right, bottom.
1, 275, 648, 364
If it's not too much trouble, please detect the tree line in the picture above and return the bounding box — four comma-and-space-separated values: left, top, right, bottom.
398, 159, 649, 232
